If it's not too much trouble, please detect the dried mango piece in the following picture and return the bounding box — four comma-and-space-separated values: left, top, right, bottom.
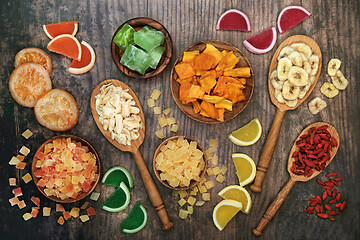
199, 70, 217, 80
192, 101, 201, 114
215, 99, 233, 111
175, 62, 196, 79
199, 109, 210, 117
215, 51, 239, 71
182, 50, 199, 63
179, 83, 196, 104
224, 67, 251, 77
187, 85, 205, 99
200, 101, 219, 119
213, 76, 228, 95
176, 76, 194, 85
203, 43, 224, 68
221, 50, 228, 56
217, 108, 225, 122
195, 69, 204, 76
199, 75, 217, 94
202, 95, 224, 104
194, 53, 214, 70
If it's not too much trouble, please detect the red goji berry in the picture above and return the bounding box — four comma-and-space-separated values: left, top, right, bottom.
333, 177, 343, 182
324, 204, 332, 211
322, 191, 327, 200
329, 198, 337, 204
316, 179, 325, 185
329, 211, 338, 216
322, 186, 333, 190
326, 172, 338, 177
330, 217, 336, 221
325, 181, 334, 187
335, 193, 341, 201
339, 201, 346, 211
317, 213, 329, 219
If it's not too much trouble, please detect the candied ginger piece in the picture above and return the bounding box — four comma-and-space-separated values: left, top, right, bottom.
206, 168, 214, 176
147, 98, 155, 108
19, 146, 30, 156
211, 155, 219, 165
80, 215, 90, 222
166, 117, 176, 126
43, 207, 51, 216
22, 173, 32, 184
172, 190, 179, 197
187, 206, 194, 214
209, 138, 218, 148
155, 130, 165, 139
163, 108, 171, 115
153, 106, 161, 115
178, 198, 186, 207
198, 185, 207, 193
22, 129, 33, 139
178, 190, 187, 198
151, 89, 162, 100
70, 207, 80, 218
23, 213, 32, 221
195, 200, 205, 207
202, 193, 211, 201
213, 166, 221, 175
170, 124, 179, 133
9, 178, 16, 186
187, 196, 196, 205
9, 156, 20, 165
204, 180, 214, 189
216, 174, 225, 183
158, 116, 167, 127
179, 209, 188, 220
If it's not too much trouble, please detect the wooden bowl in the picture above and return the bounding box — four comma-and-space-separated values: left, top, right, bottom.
170, 40, 255, 124
153, 136, 207, 190
32, 135, 101, 203
111, 17, 173, 79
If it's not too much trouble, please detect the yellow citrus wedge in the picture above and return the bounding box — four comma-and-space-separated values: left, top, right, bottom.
218, 185, 252, 214
228, 118, 262, 146
232, 153, 256, 186
212, 199, 242, 231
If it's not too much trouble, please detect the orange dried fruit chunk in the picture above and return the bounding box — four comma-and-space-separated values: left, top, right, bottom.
199, 75, 217, 94
192, 101, 202, 114
86, 207, 96, 216
223, 67, 251, 77
15, 47, 52, 74
9, 63, 52, 107
215, 51, 239, 71
43, 21, 78, 39
175, 62, 196, 79
202, 43, 224, 68
194, 53, 215, 70
34, 89, 79, 131
187, 85, 205, 99
182, 51, 199, 63
57, 216, 65, 225
47, 34, 82, 61
179, 83, 196, 104
200, 101, 219, 119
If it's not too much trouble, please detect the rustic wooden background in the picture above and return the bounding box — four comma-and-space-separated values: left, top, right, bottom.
1, 0, 359, 239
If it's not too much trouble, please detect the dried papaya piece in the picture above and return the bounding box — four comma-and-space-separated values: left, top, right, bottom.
217, 108, 225, 122
200, 109, 210, 117
194, 53, 215, 70
199, 70, 217, 80
176, 76, 194, 85
224, 67, 251, 77
199, 75, 217, 94
224, 82, 245, 103
215, 51, 239, 71
221, 50, 228, 56
202, 95, 224, 104
187, 84, 205, 99
215, 99, 233, 111
203, 44, 224, 68
175, 62, 196, 79
179, 83, 196, 104
182, 51, 200, 63
200, 101, 219, 119
192, 101, 201, 114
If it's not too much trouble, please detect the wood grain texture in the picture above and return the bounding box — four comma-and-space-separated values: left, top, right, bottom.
0, 0, 359, 240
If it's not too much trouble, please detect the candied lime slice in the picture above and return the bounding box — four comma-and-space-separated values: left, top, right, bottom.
102, 166, 134, 189
120, 202, 148, 234
102, 182, 130, 212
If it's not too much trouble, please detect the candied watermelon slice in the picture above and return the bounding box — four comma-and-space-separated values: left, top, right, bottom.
243, 27, 277, 54
277, 6, 311, 33
216, 9, 251, 31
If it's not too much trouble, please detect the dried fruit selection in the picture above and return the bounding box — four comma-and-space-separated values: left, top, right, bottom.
174, 43, 251, 122
304, 173, 347, 221
291, 125, 338, 176
33, 137, 98, 200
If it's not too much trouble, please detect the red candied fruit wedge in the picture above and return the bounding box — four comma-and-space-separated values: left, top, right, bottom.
63, 211, 71, 220
86, 207, 96, 216
13, 187, 23, 197
31, 196, 40, 207
31, 208, 39, 218
34, 169, 45, 178
277, 6, 311, 33
35, 151, 46, 160
81, 180, 92, 192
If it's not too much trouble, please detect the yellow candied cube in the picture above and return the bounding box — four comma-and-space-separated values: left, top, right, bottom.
147, 98, 155, 108
187, 196, 196, 205
213, 166, 221, 175
71, 176, 79, 185
22, 173, 32, 184
198, 159, 205, 170
80, 215, 90, 222
204, 147, 216, 157
193, 175, 200, 182
209, 138, 218, 148
191, 186, 198, 192
151, 89, 162, 100
178, 190, 187, 198
70, 207, 80, 218
189, 141, 198, 150
182, 160, 191, 169
175, 165, 184, 174
211, 155, 219, 165
204, 180, 214, 190
171, 124, 179, 133
178, 198, 186, 207
160, 145, 168, 152
163, 108, 171, 115
187, 206, 194, 214
19, 146, 30, 156
195, 200, 205, 207
155, 130, 165, 139
78, 174, 86, 184
166, 140, 176, 150
179, 209, 188, 220
181, 178, 190, 187
176, 137, 185, 146
153, 106, 161, 115
206, 168, 214, 176
200, 177, 206, 185
202, 193, 211, 201
220, 166, 227, 175
216, 174, 225, 183
198, 185, 207, 193
23, 213, 32, 221
190, 190, 197, 196
43, 207, 51, 217
166, 117, 176, 125
192, 149, 204, 159
181, 139, 190, 149
22, 129, 33, 139
155, 152, 164, 163
158, 117, 168, 127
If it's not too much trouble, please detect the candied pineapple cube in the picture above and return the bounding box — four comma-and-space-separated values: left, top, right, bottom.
9, 178, 16, 186
209, 138, 218, 148
213, 166, 221, 175
178, 190, 187, 198
151, 89, 162, 100
57, 216, 65, 225
166, 140, 176, 150
169, 178, 180, 188
200, 177, 206, 185
9, 156, 20, 165
147, 98, 155, 108
155, 130, 165, 139
43, 207, 51, 216
18, 200, 26, 209
206, 168, 214, 176
187, 196, 196, 205
70, 207, 80, 218
22, 173, 32, 184
181, 139, 190, 149
202, 193, 211, 201
160, 145, 168, 152
153, 106, 161, 115
178, 198, 186, 207
190, 190, 197, 196
195, 200, 205, 207
204, 180, 214, 190
166, 117, 176, 125
220, 166, 227, 175
80, 202, 89, 209
71, 176, 79, 185
179, 209, 188, 220
19, 146, 30, 156
158, 117, 167, 127
211, 155, 219, 165
216, 174, 225, 183
16, 162, 26, 170
163, 108, 171, 115
191, 186, 198, 192
198, 185, 207, 193
204, 147, 216, 157
90, 192, 100, 201
23, 213, 32, 221
187, 206, 194, 214
170, 124, 179, 132
80, 215, 90, 222
22, 129, 33, 139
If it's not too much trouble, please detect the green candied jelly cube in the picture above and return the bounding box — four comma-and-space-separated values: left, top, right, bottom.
134, 26, 165, 52
148, 46, 165, 69
113, 23, 136, 51
120, 45, 152, 75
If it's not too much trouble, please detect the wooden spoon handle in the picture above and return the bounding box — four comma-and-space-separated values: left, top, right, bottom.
132, 148, 174, 231
250, 108, 286, 193
253, 178, 296, 237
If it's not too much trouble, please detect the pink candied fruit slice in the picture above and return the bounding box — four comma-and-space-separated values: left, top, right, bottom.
31, 208, 39, 218
277, 6, 311, 34
86, 207, 96, 216
35, 151, 46, 160
37, 178, 47, 188
56, 204, 65, 212
13, 187, 23, 197
243, 27, 277, 54
31, 196, 41, 207
63, 211, 71, 220
216, 9, 251, 31
34, 169, 45, 178
81, 180, 92, 192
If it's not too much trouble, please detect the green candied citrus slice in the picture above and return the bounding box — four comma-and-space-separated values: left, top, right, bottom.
101, 166, 134, 189
120, 202, 148, 234
102, 182, 130, 212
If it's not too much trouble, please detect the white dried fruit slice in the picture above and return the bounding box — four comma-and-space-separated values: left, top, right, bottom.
274, 89, 286, 103
270, 70, 284, 90
290, 43, 312, 59
327, 59, 341, 76
282, 81, 300, 100
298, 82, 312, 99
308, 97, 327, 115
309, 54, 320, 76
288, 51, 303, 67
285, 98, 298, 108
331, 70, 348, 90
277, 46, 294, 60
277, 57, 292, 81
288, 66, 309, 86
321, 82, 339, 98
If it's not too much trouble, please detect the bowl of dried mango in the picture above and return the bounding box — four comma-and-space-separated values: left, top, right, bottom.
153, 136, 207, 190
170, 40, 254, 123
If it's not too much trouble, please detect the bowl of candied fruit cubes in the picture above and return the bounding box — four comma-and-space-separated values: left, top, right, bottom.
111, 17, 173, 78
32, 135, 101, 203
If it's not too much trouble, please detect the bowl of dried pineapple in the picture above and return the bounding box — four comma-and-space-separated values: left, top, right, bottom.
153, 136, 207, 190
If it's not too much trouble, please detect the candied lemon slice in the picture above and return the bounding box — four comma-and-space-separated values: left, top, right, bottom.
228, 118, 262, 146
231, 153, 256, 187
218, 185, 252, 214
212, 199, 242, 231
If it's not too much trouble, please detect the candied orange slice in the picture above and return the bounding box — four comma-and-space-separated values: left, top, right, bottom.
15, 47, 53, 74
47, 34, 82, 61
69, 41, 96, 74
43, 21, 78, 39
34, 89, 79, 131
9, 63, 52, 107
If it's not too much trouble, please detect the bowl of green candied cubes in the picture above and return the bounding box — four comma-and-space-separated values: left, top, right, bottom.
111, 17, 173, 78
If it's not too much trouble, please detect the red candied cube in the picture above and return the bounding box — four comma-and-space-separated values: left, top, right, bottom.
31, 196, 40, 207
63, 211, 71, 220
12, 187, 23, 197
70, 192, 78, 199
86, 207, 96, 216
56, 204, 65, 212
34, 169, 45, 178
9, 197, 20, 206
81, 180, 92, 192
37, 179, 47, 188
35, 151, 46, 160
31, 208, 39, 218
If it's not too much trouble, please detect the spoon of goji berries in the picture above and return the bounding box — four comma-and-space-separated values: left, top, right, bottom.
253, 122, 339, 237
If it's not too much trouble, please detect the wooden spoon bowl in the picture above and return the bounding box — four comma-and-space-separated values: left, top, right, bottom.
153, 136, 207, 190
32, 135, 101, 203
170, 40, 255, 124
111, 17, 173, 79
250, 35, 322, 193
90, 79, 173, 231
253, 122, 339, 237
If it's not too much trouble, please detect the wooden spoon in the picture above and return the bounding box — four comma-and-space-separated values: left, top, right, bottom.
90, 79, 174, 231
252, 122, 339, 237
250, 35, 322, 193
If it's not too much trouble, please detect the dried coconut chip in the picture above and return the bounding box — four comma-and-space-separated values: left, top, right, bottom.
80, 215, 90, 222
22, 173, 32, 183
22, 129, 33, 139
58, 216, 65, 225
90, 192, 100, 201
9, 156, 20, 165
23, 213, 32, 221
19, 146, 30, 156
43, 207, 51, 216
80, 202, 89, 209
9, 178, 16, 186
